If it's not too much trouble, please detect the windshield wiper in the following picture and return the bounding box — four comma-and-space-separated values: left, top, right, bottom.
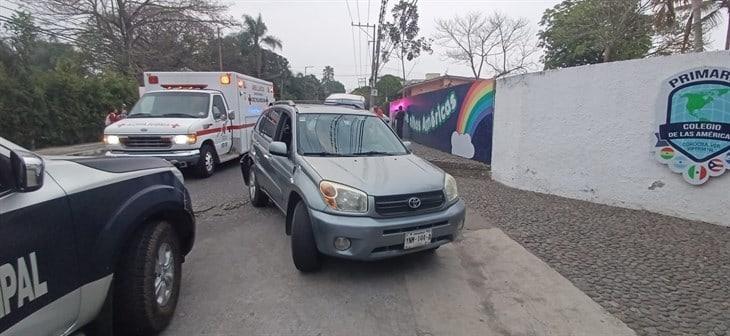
161, 113, 196, 118
352, 151, 398, 156
302, 152, 354, 157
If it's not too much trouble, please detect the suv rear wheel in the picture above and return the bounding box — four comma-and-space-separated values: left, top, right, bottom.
114, 220, 182, 335
291, 202, 321, 272
249, 168, 268, 207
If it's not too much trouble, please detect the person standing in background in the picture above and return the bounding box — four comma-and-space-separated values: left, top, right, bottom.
120, 103, 128, 119
105, 107, 121, 126
395, 106, 405, 138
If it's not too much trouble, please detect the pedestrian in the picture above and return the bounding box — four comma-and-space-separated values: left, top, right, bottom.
374, 105, 385, 118
119, 103, 128, 119
105, 107, 121, 126
395, 106, 405, 138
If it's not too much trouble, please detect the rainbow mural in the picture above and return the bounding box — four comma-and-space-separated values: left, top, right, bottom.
455, 80, 495, 136
389, 79, 495, 163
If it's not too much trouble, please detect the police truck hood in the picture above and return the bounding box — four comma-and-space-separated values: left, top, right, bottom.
302, 154, 445, 196
105, 118, 200, 135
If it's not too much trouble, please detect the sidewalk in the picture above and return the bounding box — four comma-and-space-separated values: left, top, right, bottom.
36, 142, 105, 156
411, 141, 730, 336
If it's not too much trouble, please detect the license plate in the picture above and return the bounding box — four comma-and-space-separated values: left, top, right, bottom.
403, 229, 432, 249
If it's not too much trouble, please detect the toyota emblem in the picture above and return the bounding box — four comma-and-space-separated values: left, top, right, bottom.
408, 197, 422, 209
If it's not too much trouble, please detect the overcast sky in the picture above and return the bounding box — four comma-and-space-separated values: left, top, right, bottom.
227, 0, 729, 91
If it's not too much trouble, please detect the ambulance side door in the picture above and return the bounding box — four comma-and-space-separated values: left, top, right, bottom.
211, 94, 232, 155
0, 146, 80, 336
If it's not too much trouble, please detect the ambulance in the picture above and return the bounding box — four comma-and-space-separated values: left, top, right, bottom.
104, 72, 274, 177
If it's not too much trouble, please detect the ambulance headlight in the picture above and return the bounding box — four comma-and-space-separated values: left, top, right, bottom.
104, 135, 120, 145
173, 134, 197, 145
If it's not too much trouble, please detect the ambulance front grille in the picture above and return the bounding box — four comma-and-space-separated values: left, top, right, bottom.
121, 136, 172, 148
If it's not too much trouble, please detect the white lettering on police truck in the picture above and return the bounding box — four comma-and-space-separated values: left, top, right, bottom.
0, 252, 48, 318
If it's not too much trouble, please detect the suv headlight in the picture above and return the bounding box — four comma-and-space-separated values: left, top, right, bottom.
444, 173, 459, 203
104, 135, 120, 145
319, 180, 368, 213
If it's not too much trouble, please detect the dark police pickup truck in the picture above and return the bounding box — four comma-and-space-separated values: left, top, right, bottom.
0, 137, 195, 335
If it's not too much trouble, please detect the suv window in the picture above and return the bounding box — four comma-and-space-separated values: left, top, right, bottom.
257, 108, 281, 139
212, 95, 226, 120
275, 112, 293, 150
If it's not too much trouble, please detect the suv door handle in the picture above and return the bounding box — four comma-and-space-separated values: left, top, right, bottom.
263, 153, 271, 159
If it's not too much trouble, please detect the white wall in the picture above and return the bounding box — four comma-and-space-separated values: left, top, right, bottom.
492, 51, 730, 227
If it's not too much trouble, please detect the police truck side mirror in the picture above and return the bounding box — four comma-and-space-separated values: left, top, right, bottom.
228, 110, 236, 120
10, 150, 44, 192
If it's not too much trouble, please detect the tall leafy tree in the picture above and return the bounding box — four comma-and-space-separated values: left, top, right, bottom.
27, 0, 228, 76
375, 74, 403, 104
322, 66, 335, 82
538, 0, 654, 69
241, 14, 283, 77
381, 0, 432, 82
652, 0, 729, 51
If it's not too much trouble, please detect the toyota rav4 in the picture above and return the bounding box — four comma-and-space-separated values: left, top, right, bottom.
240, 103, 466, 272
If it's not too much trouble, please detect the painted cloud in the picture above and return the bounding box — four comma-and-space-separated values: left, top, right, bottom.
451, 131, 475, 158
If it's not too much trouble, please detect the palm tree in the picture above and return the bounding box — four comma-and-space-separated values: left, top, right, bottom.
652, 0, 729, 51
241, 14, 283, 77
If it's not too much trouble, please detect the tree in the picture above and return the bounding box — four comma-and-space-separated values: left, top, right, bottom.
27, 0, 228, 76
322, 65, 335, 82
381, 0, 432, 82
538, 0, 654, 69
436, 12, 538, 78
652, 0, 729, 51
375, 74, 403, 104
241, 14, 283, 77
435, 13, 495, 79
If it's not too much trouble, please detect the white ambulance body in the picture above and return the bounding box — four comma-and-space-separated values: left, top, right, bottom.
103, 71, 274, 177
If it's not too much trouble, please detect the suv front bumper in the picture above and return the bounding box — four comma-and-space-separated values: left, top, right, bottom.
105, 150, 200, 167
308, 199, 466, 260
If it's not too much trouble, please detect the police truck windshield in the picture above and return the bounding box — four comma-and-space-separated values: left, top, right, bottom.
127, 92, 210, 118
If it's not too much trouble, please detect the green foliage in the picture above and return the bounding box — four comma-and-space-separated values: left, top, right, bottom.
375, 75, 403, 104
381, 0, 432, 80
0, 15, 137, 149
538, 0, 653, 69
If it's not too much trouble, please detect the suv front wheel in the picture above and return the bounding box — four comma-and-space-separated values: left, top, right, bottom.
290, 202, 321, 272
114, 220, 182, 335
248, 168, 268, 207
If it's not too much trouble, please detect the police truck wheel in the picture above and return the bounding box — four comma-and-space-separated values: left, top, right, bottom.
195, 145, 216, 178
249, 168, 268, 207
291, 202, 321, 272
114, 221, 182, 335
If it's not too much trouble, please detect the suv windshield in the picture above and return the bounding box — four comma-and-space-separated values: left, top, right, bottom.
297, 113, 408, 157
127, 92, 210, 118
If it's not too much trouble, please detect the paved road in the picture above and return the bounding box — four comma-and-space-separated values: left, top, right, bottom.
162, 162, 634, 336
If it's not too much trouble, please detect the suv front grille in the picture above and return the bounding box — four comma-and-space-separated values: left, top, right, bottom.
374, 190, 445, 216
121, 136, 172, 149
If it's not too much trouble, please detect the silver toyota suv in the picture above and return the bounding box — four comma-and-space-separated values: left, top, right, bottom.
240, 103, 465, 272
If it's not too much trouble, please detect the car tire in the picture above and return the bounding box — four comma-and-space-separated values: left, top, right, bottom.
114, 221, 182, 335
248, 168, 268, 207
291, 202, 321, 272
195, 144, 216, 178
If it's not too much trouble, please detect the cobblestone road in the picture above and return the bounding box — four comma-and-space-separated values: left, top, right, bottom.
410, 143, 730, 336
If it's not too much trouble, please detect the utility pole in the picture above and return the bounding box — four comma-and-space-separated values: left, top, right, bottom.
352, 22, 376, 110
372, 0, 388, 102
304, 65, 314, 76
217, 27, 223, 71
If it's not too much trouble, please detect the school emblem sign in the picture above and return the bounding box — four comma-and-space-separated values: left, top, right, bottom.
654, 67, 730, 185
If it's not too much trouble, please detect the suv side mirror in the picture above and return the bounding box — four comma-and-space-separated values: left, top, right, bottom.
269, 141, 288, 156
10, 150, 44, 192
228, 110, 236, 120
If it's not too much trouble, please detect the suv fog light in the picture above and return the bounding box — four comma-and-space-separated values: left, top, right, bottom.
334, 237, 351, 251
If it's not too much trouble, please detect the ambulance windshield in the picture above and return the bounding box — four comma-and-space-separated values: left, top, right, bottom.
128, 92, 210, 118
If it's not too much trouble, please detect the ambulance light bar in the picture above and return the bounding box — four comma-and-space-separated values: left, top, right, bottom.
161, 84, 208, 89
